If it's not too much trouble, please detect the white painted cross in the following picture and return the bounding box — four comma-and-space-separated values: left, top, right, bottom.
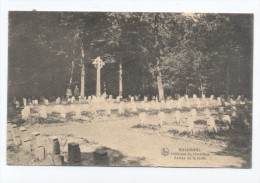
92, 57, 105, 98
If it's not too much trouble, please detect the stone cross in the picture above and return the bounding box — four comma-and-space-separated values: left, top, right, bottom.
92, 57, 105, 98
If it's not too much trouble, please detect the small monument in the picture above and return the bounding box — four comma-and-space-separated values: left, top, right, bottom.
139, 112, 147, 123
92, 57, 105, 98
175, 111, 181, 124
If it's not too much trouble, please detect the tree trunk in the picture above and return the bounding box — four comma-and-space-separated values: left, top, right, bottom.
225, 66, 230, 95
200, 80, 203, 97
157, 68, 164, 101
80, 44, 85, 97
69, 60, 74, 86
119, 61, 123, 96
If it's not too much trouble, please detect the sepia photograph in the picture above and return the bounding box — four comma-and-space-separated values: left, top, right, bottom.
6, 11, 253, 168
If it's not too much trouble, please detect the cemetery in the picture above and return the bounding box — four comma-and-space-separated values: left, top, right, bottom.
7, 91, 252, 167
7, 12, 253, 168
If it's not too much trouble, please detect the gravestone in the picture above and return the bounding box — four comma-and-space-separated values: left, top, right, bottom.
66, 88, 73, 99
60, 106, 67, 118
15, 101, 20, 108
150, 100, 156, 110
44, 99, 49, 106
175, 111, 181, 124
224, 101, 230, 106
141, 101, 145, 108
139, 112, 147, 123
21, 106, 30, 120
56, 97, 61, 104
155, 96, 159, 103
242, 113, 250, 128
71, 96, 76, 103
207, 116, 217, 133
217, 97, 222, 106
186, 101, 191, 108
106, 103, 112, 115
222, 115, 231, 125
109, 95, 113, 101
205, 100, 209, 107
144, 102, 150, 111
23, 97, 27, 106
202, 94, 206, 100
7, 121, 13, 140
210, 95, 214, 101
204, 108, 211, 119
68, 142, 82, 165
94, 148, 109, 166
12, 124, 21, 146
231, 106, 237, 111
51, 137, 63, 165
131, 102, 137, 112
158, 111, 166, 123
130, 96, 135, 103
32, 100, 38, 105
177, 100, 181, 109
237, 95, 241, 102
232, 111, 237, 118
190, 109, 197, 117
219, 107, 224, 114
155, 102, 161, 111
75, 107, 82, 118
144, 96, 148, 102
31, 132, 43, 150
19, 127, 32, 153
165, 101, 171, 109
118, 102, 125, 114
196, 100, 201, 108
39, 106, 48, 118
230, 99, 236, 105
187, 116, 196, 134
52, 137, 61, 155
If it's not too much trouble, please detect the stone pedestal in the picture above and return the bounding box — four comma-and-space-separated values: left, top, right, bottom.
35, 146, 45, 161
94, 149, 109, 166
68, 142, 82, 165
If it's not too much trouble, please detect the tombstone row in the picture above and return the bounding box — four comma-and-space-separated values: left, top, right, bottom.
7, 123, 82, 165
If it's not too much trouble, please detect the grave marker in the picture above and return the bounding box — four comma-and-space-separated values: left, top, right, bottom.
158, 111, 166, 123
190, 109, 197, 117
139, 112, 147, 123
207, 116, 217, 133
92, 57, 105, 98
68, 142, 82, 165
175, 111, 181, 124
118, 102, 125, 114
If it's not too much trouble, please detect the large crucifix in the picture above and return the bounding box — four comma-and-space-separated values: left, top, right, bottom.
92, 57, 105, 98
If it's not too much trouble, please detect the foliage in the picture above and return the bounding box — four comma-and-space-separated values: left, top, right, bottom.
8, 12, 253, 99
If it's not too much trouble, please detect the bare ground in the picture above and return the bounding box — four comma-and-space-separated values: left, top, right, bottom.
7, 108, 252, 168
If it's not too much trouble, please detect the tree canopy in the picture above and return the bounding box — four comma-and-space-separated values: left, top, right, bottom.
8, 12, 253, 100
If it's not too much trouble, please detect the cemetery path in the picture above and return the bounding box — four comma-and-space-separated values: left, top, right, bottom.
28, 116, 246, 167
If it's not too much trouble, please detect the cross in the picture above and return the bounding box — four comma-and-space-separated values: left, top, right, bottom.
92, 57, 105, 98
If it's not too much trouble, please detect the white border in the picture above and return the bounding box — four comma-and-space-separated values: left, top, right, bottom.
1, 1, 260, 183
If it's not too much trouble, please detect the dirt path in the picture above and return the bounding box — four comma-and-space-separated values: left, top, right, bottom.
25, 115, 246, 167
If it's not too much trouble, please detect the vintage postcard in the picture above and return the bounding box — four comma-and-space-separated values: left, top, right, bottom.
7, 11, 253, 168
